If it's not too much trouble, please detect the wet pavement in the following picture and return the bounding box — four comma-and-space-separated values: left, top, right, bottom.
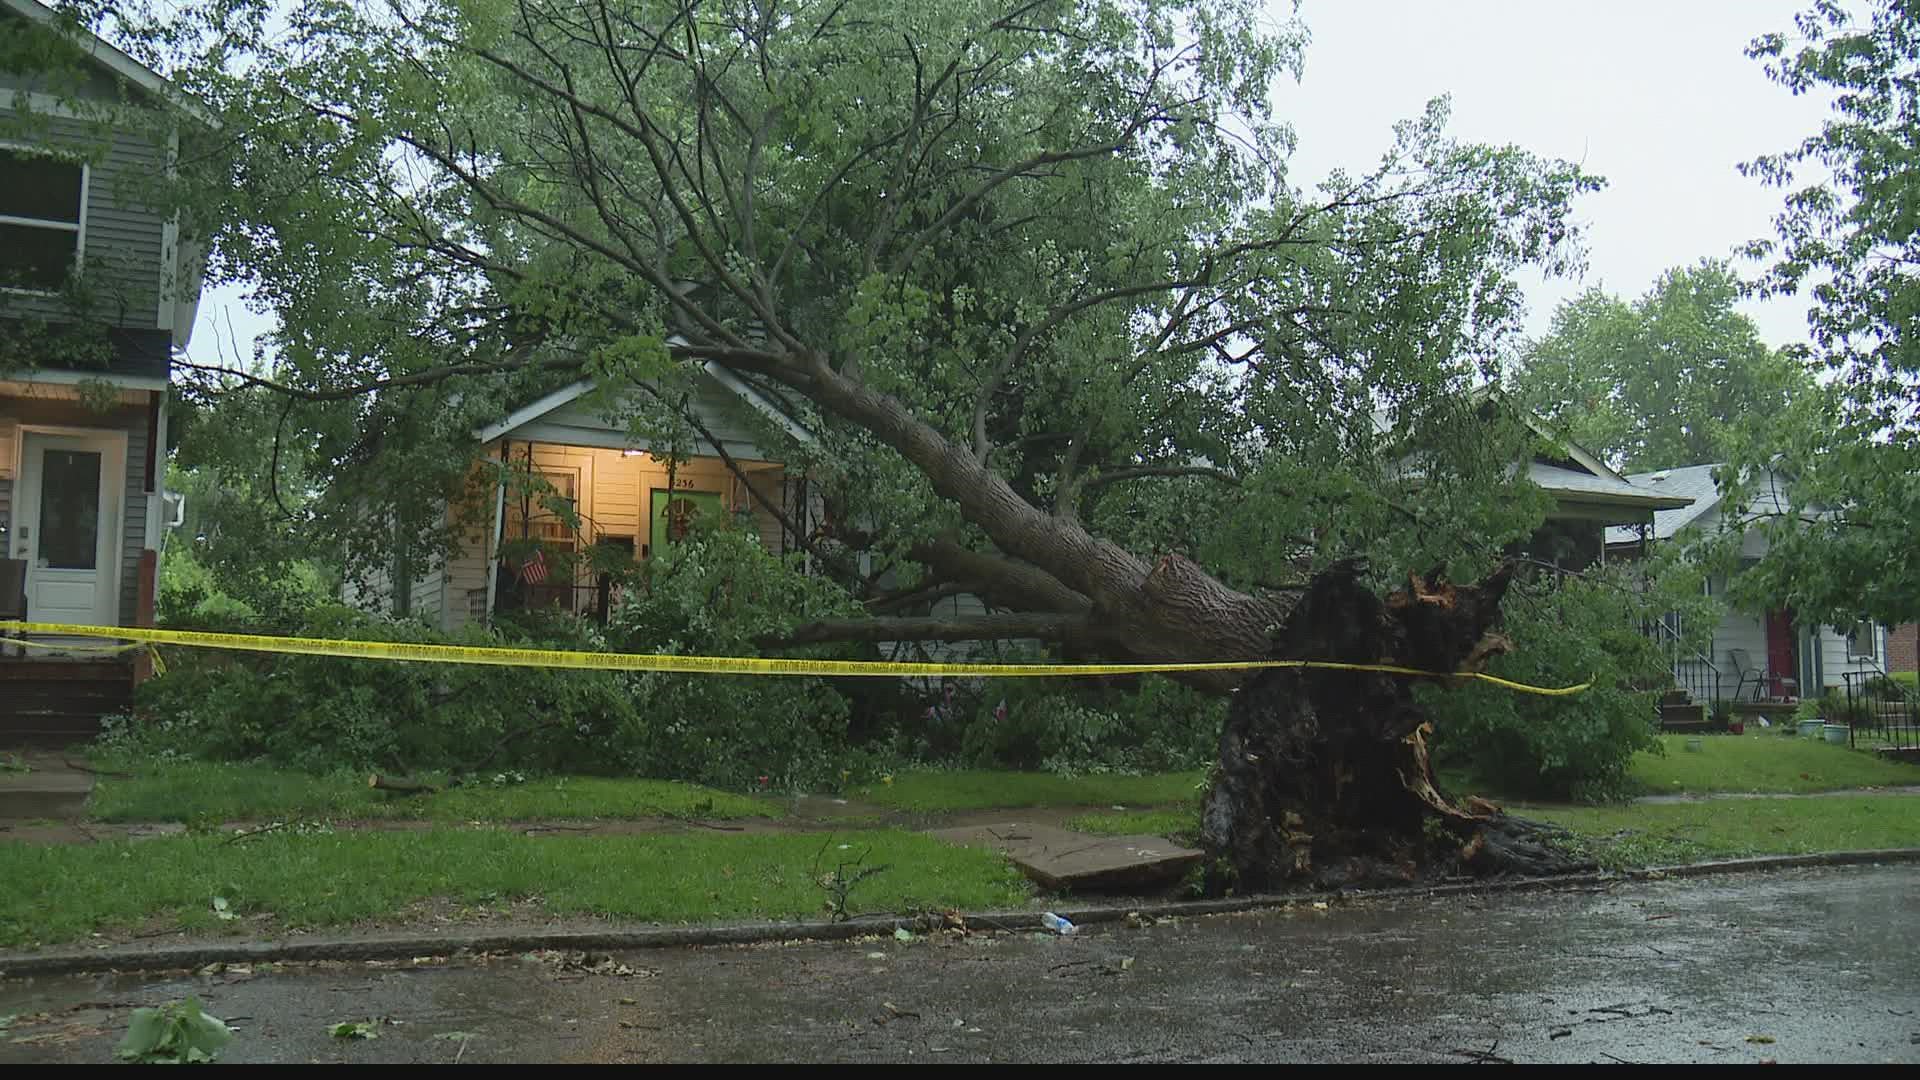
2, 864, 1915, 1063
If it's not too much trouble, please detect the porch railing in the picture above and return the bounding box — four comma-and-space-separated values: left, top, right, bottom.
1842, 669, 1920, 754
1643, 616, 1721, 707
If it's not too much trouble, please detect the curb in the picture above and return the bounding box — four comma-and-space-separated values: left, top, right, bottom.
5, 848, 1918, 978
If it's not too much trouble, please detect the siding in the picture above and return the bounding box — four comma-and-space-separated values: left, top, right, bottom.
1705, 603, 1889, 694
0, 110, 171, 333
513, 378, 770, 461
0, 387, 154, 625
408, 547, 445, 628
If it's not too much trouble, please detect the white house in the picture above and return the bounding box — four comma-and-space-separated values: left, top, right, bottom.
1605, 463, 1888, 701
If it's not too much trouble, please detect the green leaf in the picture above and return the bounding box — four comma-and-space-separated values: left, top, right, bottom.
331, 1019, 380, 1040
115, 999, 231, 1064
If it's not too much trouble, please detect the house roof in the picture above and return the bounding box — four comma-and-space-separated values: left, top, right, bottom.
4, 0, 217, 126
1372, 395, 1694, 518
1529, 462, 1693, 508
475, 361, 816, 450
1602, 463, 1796, 545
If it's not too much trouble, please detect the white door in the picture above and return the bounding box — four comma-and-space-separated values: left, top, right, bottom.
13, 430, 124, 627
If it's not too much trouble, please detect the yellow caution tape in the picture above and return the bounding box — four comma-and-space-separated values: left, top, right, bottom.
0, 621, 1590, 696
1, 632, 166, 675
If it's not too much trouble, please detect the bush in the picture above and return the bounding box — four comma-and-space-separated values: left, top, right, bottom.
121, 605, 643, 775
125, 514, 1234, 789
1423, 562, 1711, 802
943, 676, 1225, 775
598, 521, 874, 791
1815, 689, 1871, 727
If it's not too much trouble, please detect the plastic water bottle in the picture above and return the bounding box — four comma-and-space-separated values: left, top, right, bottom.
1039, 912, 1077, 935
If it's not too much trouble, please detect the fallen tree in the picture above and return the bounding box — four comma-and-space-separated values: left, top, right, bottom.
36, 1, 1615, 867
1202, 561, 1593, 889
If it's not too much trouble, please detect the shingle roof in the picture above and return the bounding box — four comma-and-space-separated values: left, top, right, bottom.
1529, 462, 1693, 507
1602, 463, 1794, 544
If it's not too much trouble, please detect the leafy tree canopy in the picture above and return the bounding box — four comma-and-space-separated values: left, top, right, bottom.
1509, 260, 1814, 473
1729, 0, 1920, 627
20, 0, 1602, 675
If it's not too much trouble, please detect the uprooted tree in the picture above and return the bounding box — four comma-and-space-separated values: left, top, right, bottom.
16, 0, 1606, 883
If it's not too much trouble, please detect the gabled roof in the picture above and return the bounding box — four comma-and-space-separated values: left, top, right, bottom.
475, 361, 816, 449
1603, 463, 1794, 545
4, 0, 216, 126
1372, 393, 1692, 515
1528, 462, 1692, 508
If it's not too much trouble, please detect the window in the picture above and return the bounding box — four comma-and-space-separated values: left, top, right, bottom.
507, 470, 579, 547
1845, 621, 1879, 661
0, 147, 85, 291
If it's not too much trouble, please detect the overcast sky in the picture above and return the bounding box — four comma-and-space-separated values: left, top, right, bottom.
190, 0, 1839, 365
1276, 0, 1834, 348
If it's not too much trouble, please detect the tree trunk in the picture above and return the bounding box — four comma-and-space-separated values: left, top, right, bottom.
796, 357, 1289, 691
1200, 560, 1594, 890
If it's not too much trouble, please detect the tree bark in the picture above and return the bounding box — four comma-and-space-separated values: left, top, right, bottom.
791, 356, 1290, 691
768, 612, 1087, 646
1199, 560, 1594, 890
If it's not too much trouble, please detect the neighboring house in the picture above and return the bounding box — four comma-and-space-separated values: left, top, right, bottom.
1374, 396, 1696, 568
1603, 463, 1890, 702
0, 0, 207, 739
348, 363, 822, 632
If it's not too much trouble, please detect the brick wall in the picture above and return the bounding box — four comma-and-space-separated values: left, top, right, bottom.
1888, 624, 1920, 673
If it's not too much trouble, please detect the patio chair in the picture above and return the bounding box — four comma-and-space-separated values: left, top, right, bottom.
1727, 648, 1764, 701
0, 558, 25, 658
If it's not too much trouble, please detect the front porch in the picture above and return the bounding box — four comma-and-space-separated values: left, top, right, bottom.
434, 439, 808, 632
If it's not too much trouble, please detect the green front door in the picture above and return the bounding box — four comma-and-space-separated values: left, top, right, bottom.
650, 489, 723, 556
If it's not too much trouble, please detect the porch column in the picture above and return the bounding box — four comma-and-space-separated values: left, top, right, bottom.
482, 441, 509, 622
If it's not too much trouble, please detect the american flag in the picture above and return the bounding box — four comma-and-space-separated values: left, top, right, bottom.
519, 547, 548, 585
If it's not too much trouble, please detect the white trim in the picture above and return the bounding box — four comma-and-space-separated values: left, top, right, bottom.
477, 371, 819, 450
1, 0, 219, 127
12, 424, 127, 628
699, 361, 815, 444
474, 382, 596, 444
483, 449, 508, 623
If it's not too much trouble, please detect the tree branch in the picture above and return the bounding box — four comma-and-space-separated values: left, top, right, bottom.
1082, 465, 1242, 491
765, 611, 1086, 647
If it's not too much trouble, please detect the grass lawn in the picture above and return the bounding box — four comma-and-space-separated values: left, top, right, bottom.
0, 829, 1028, 950
1631, 734, 1919, 795
854, 769, 1206, 812
1534, 795, 1920, 870
87, 761, 773, 824
1065, 808, 1197, 839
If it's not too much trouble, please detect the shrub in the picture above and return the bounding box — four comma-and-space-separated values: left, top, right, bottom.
945, 675, 1224, 775
122, 605, 643, 775
597, 520, 874, 791
1423, 562, 1712, 802
1815, 688, 1871, 727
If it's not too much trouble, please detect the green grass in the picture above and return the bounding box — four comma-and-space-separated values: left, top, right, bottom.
1064, 808, 1198, 839
0, 829, 1029, 949
1631, 734, 1919, 795
87, 761, 773, 824
855, 769, 1207, 812
1536, 795, 1920, 870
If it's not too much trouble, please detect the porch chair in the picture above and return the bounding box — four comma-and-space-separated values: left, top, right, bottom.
0, 558, 25, 659
1727, 648, 1764, 702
